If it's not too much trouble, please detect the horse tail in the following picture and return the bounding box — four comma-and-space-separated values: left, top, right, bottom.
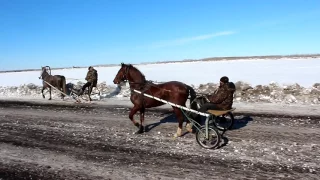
186, 85, 197, 111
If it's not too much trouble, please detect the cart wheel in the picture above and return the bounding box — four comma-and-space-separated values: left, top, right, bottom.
196, 126, 220, 149
214, 112, 234, 131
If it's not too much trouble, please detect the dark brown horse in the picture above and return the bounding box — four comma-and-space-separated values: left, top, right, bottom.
39, 66, 67, 100
113, 63, 198, 138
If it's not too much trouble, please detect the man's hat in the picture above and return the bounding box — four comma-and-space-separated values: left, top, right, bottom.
220, 76, 229, 83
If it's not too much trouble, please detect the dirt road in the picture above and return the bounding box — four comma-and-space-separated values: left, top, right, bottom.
0, 100, 319, 180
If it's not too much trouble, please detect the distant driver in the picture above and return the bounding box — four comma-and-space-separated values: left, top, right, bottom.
78, 66, 98, 95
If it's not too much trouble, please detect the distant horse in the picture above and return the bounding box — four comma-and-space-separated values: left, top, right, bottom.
39, 66, 67, 100
113, 63, 198, 138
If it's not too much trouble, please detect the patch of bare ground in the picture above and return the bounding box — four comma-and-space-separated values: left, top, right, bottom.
0, 101, 319, 180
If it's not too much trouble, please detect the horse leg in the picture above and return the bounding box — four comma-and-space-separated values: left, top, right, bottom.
61, 86, 65, 100
42, 87, 45, 99
172, 107, 184, 138
185, 112, 193, 133
186, 122, 193, 133
60, 88, 65, 100
48, 87, 52, 100
136, 108, 145, 134
129, 105, 142, 133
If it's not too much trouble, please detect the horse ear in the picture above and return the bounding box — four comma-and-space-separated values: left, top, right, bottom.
121, 62, 124, 67
129, 64, 133, 67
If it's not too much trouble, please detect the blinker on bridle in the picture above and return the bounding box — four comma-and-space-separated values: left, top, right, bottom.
121, 65, 130, 82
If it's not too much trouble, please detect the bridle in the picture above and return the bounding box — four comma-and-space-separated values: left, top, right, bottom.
39, 68, 45, 79
119, 65, 149, 90
39, 66, 51, 79
121, 65, 130, 82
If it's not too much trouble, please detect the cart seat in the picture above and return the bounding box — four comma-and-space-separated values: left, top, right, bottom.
207, 108, 236, 116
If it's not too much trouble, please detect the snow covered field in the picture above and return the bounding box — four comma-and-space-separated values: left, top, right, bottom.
0, 57, 320, 105
1, 58, 320, 87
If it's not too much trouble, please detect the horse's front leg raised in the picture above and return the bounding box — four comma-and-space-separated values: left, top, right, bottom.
129, 105, 143, 134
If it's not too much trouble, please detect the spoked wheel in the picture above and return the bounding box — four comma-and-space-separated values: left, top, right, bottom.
196, 126, 221, 149
214, 112, 234, 131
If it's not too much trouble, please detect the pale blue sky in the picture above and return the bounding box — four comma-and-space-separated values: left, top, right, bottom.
1, 0, 320, 70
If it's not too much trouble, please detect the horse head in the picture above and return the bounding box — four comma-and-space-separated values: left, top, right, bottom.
113, 63, 145, 84
39, 66, 49, 79
113, 63, 132, 84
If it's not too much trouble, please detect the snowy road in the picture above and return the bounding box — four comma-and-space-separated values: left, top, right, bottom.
0, 100, 319, 179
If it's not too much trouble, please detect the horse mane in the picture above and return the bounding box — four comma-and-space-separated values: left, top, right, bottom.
125, 63, 146, 81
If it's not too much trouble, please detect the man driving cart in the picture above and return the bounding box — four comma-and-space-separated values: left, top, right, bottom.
193, 76, 236, 123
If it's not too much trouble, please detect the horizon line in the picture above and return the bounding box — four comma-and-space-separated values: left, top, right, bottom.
1, 53, 319, 73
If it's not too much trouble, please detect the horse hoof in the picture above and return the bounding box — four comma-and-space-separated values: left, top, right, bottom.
172, 136, 177, 140
187, 127, 193, 133
186, 124, 193, 133
134, 122, 140, 128
134, 129, 144, 134
48, 98, 52, 100
135, 125, 145, 134
173, 133, 180, 138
